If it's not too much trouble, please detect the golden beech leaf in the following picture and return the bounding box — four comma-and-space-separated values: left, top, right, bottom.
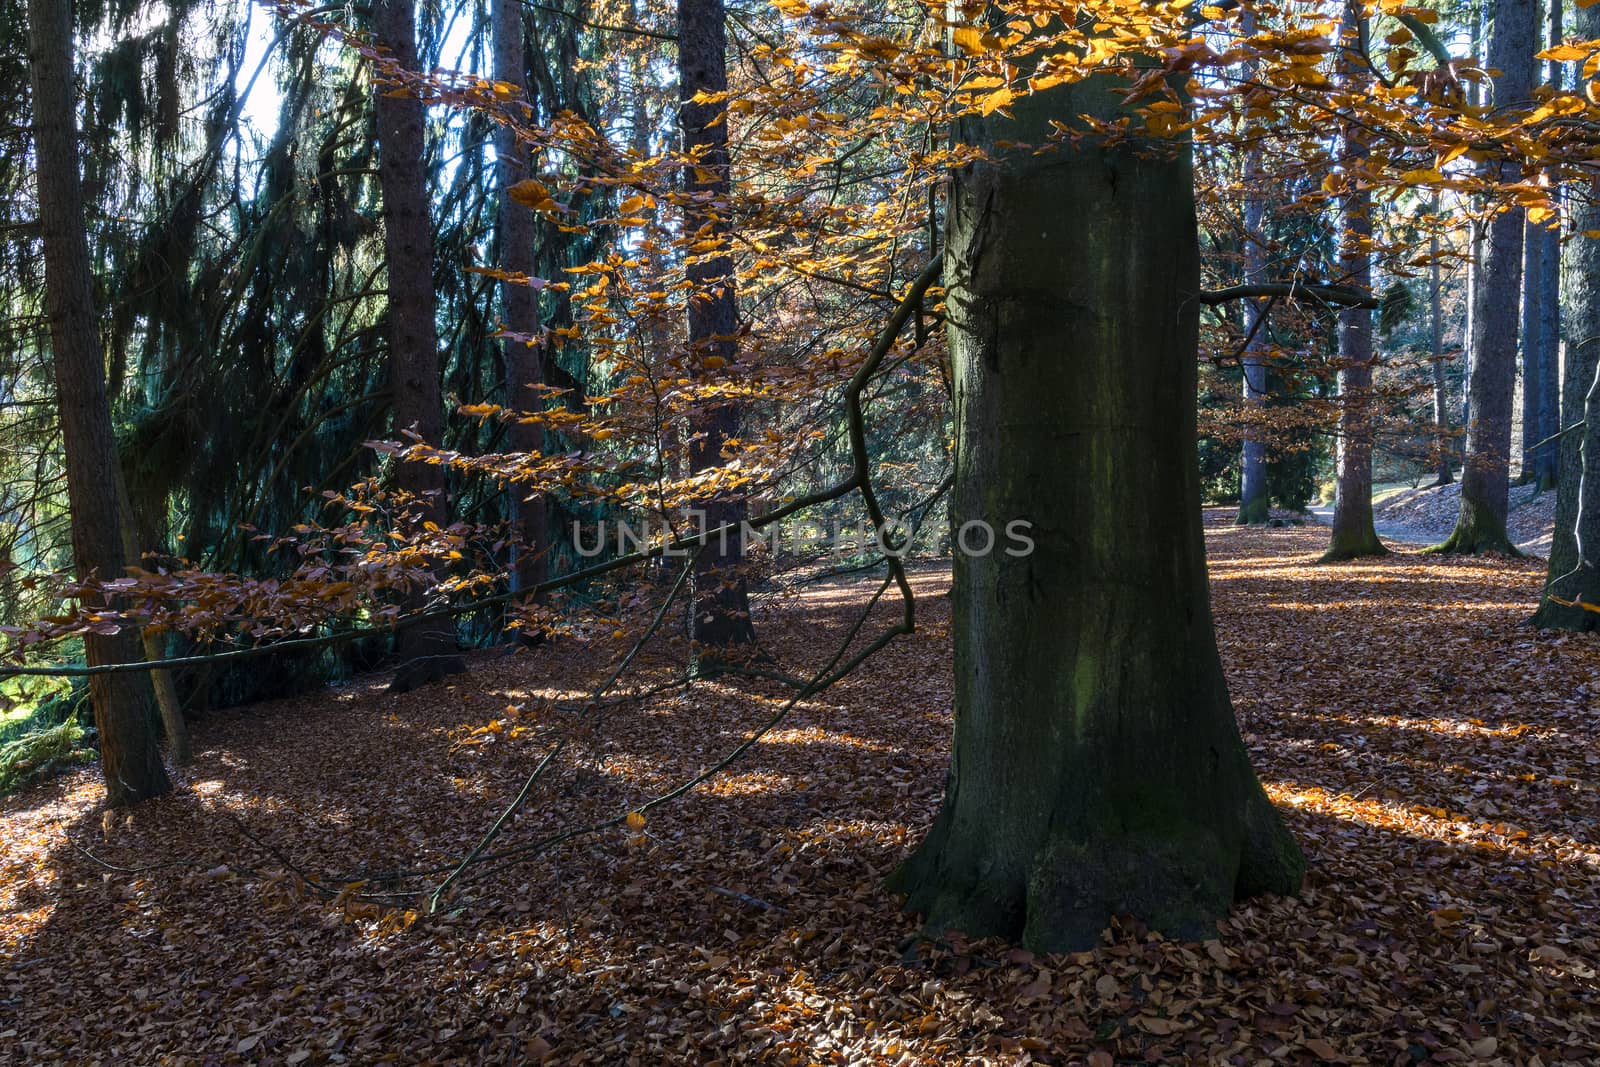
507, 179, 550, 208
979, 86, 1016, 115
951, 26, 984, 55
625, 811, 647, 831
1399, 168, 1444, 184
1539, 44, 1593, 62
617, 194, 648, 214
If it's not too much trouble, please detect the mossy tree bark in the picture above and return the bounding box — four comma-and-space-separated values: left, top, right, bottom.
374, 0, 467, 690
492, 0, 549, 615
1322, 9, 1385, 562
28, 0, 171, 805
678, 0, 755, 654
1435, 0, 1534, 556
887, 70, 1304, 953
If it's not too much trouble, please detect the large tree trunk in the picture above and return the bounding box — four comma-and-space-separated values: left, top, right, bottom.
1323, 8, 1385, 561
887, 70, 1303, 952
1429, 227, 1453, 486
28, 0, 170, 805
373, 0, 466, 690
678, 0, 755, 654
1436, 0, 1535, 555
492, 0, 549, 611
1532, 1, 1600, 629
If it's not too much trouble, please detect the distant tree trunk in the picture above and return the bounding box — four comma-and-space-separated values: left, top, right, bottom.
1520, 217, 1543, 482
492, 0, 549, 615
1533, 1, 1600, 630
1535, 221, 1560, 489
1458, 13, 1485, 452
886, 66, 1303, 952
1429, 228, 1453, 486
1461, 221, 1477, 448
678, 0, 755, 654
1323, 8, 1385, 561
1532, 0, 1562, 490
373, 0, 466, 690
1436, 0, 1534, 555
1236, 10, 1269, 526
28, 0, 170, 805
1237, 307, 1271, 523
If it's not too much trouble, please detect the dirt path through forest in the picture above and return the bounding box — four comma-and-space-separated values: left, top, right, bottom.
1307, 500, 1434, 547
1310, 481, 1556, 554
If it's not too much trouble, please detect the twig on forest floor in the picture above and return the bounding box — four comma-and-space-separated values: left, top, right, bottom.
426, 550, 702, 912
709, 885, 786, 912
1349, 780, 1381, 801
64, 835, 200, 875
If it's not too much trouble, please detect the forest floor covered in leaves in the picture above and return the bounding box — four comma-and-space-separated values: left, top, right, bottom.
2, 514, 1598, 1066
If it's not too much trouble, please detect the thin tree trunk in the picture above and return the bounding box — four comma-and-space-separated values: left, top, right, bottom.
1236, 8, 1269, 526
113, 467, 189, 764
373, 0, 466, 690
887, 63, 1302, 951
1436, 0, 1535, 555
1461, 221, 1477, 445
1535, 223, 1561, 488
1323, 7, 1385, 561
1533, 0, 1563, 490
1458, 10, 1484, 449
28, 0, 170, 805
678, 0, 755, 655
1429, 227, 1453, 486
1520, 216, 1543, 482
492, 0, 549, 615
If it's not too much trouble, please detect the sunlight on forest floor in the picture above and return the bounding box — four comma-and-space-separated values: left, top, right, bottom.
1, 516, 1597, 1064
